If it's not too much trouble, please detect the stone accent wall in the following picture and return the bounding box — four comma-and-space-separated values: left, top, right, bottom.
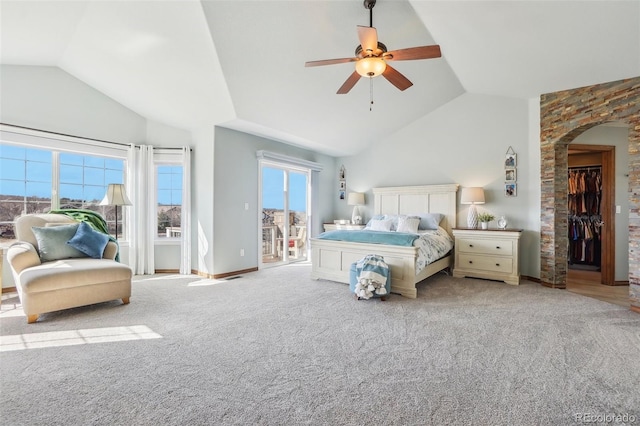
540, 77, 640, 311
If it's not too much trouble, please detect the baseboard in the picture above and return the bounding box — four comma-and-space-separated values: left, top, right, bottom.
154, 269, 179, 274
613, 280, 630, 286
213, 267, 258, 279
188, 268, 259, 280
192, 269, 212, 279
522, 275, 541, 283
2, 286, 17, 294
540, 281, 566, 289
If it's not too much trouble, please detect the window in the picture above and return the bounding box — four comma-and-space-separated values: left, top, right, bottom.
0, 145, 52, 241
0, 142, 126, 243
156, 165, 182, 239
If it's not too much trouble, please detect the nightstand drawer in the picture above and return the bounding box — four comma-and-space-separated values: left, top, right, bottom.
458, 254, 513, 274
457, 238, 513, 256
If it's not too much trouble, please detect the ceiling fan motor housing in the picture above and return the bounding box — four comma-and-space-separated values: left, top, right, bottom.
355, 42, 387, 58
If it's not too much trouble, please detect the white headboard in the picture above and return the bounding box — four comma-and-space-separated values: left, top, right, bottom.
372, 184, 459, 235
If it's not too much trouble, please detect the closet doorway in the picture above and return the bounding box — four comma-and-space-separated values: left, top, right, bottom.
567, 144, 615, 286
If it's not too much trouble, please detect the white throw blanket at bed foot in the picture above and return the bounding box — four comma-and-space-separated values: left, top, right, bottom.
354, 254, 389, 299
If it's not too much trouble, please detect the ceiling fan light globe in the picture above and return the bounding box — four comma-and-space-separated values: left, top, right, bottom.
355, 57, 386, 77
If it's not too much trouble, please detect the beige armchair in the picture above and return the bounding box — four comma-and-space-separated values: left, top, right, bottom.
7, 214, 132, 324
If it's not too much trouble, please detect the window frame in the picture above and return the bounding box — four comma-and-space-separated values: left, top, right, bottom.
0, 126, 130, 241
155, 163, 183, 243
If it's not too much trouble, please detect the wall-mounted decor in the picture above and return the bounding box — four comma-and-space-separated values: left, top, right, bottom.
339, 165, 346, 200
505, 183, 517, 197
504, 147, 517, 197
505, 168, 516, 182
505, 150, 516, 168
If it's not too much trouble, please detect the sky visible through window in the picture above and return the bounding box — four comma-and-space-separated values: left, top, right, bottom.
1, 145, 173, 205
2, 145, 305, 209
262, 167, 306, 211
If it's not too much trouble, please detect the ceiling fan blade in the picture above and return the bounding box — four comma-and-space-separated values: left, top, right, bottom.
385, 45, 441, 61
305, 57, 357, 67
337, 71, 361, 94
382, 65, 413, 91
357, 25, 378, 56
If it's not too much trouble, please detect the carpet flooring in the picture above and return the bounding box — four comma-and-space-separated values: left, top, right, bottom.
1, 263, 639, 425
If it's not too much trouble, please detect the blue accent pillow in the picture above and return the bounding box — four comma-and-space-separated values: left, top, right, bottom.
411, 213, 444, 230
66, 221, 110, 259
32, 223, 84, 262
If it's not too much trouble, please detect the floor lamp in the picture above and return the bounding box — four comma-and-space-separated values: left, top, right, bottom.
100, 183, 132, 240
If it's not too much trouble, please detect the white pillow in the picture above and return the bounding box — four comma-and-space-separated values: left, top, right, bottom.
369, 218, 393, 232
396, 216, 420, 233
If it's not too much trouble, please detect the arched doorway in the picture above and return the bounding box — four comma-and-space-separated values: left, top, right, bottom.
539, 77, 640, 313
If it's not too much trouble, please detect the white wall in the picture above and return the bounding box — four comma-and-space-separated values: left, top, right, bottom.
212, 126, 335, 276
572, 124, 630, 281
336, 92, 541, 278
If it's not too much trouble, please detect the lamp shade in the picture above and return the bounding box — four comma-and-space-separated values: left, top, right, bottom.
100, 183, 132, 206
460, 187, 485, 205
347, 192, 365, 206
355, 57, 387, 77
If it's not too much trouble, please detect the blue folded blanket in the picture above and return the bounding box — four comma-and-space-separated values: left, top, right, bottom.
316, 229, 419, 246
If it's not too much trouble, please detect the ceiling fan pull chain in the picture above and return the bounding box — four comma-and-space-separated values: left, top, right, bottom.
369, 77, 374, 111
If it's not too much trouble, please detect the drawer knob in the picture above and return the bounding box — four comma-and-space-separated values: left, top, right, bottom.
469, 244, 474, 247
468, 261, 473, 264
496, 246, 501, 249
496, 263, 500, 267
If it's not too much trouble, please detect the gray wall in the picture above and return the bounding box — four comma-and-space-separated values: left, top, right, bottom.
212, 126, 335, 276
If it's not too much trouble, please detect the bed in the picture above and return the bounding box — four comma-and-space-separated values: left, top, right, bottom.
310, 184, 459, 298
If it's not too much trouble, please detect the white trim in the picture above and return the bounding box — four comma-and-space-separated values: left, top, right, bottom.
0, 124, 128, 158
256, 150, 323, 172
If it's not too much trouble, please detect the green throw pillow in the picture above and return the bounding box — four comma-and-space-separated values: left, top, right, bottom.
66, 221, 109, 259
32, 223, 85, 262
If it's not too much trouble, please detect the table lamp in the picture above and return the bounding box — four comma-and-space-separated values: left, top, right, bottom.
460, 187, 485, 229
347, 192, 365, 225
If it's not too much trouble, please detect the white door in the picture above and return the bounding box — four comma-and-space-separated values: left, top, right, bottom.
260, 163, 309, 267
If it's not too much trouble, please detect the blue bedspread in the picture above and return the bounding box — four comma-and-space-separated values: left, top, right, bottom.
316, 230, 419, 246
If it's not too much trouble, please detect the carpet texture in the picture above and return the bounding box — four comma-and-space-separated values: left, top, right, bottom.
1, 263, 639, 425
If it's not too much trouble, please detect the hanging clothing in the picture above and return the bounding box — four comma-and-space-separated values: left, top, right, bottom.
567, 166, 602, 268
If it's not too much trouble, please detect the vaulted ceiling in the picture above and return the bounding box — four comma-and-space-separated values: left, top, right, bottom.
1, 1, 638, 156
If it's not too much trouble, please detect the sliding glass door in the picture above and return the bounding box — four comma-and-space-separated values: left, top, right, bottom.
260, 163, 309, 266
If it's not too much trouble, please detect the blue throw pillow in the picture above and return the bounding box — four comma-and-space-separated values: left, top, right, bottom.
32, 223, 84, 262
66, 221, 110, 259
412, 213, 444, 230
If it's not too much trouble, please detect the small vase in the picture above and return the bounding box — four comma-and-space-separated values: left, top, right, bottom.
480, 222, 489, 230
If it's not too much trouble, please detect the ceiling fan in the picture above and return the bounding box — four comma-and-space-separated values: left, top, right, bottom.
305, 0, 442, 95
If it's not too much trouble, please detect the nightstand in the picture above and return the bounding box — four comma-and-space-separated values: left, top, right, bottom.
323, 223, 366, 231
452, 228, 522, 285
